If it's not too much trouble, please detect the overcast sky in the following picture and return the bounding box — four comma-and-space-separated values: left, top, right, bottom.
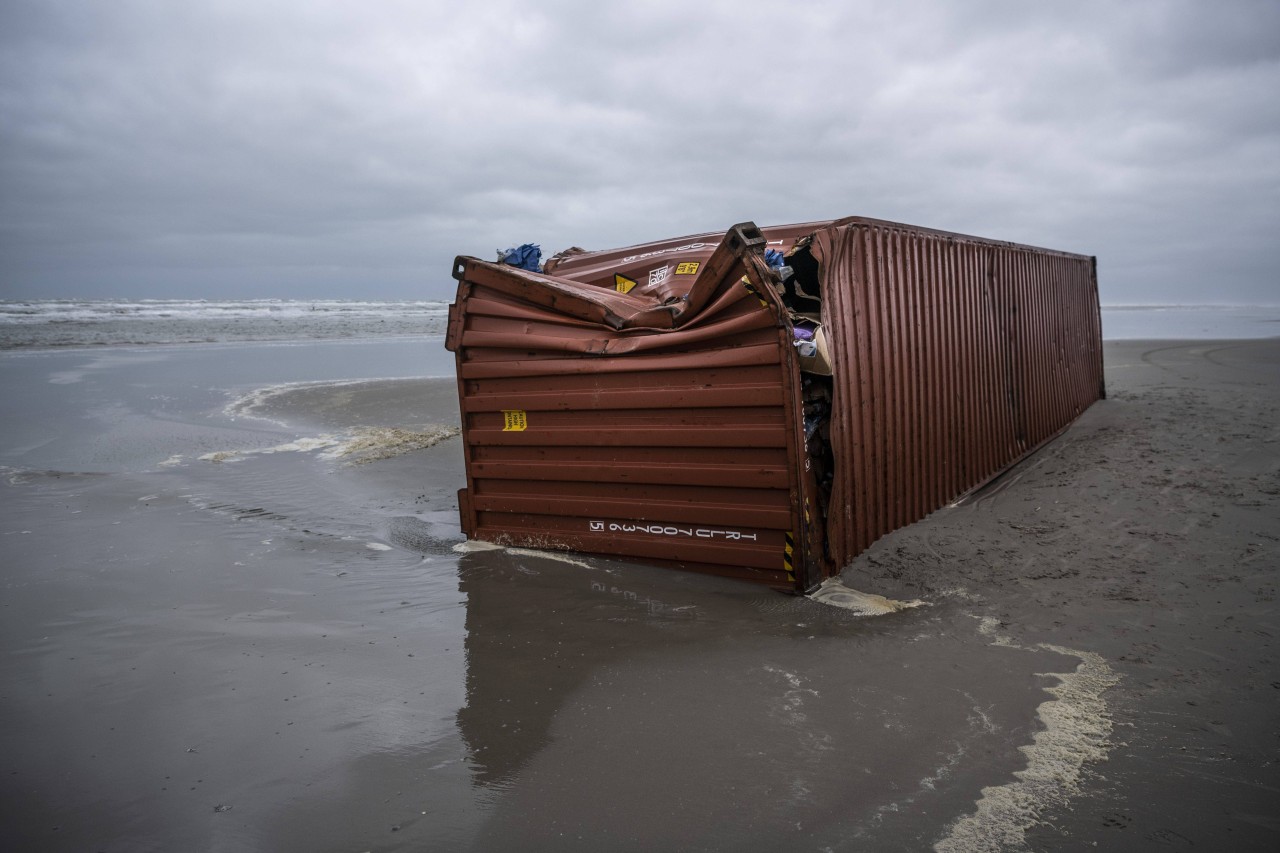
1, 0, 1276, 304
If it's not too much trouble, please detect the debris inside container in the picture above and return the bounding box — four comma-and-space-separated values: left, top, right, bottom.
772, 237, 838, 558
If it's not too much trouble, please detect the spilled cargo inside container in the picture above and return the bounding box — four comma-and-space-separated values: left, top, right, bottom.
444, 217, 1104, 593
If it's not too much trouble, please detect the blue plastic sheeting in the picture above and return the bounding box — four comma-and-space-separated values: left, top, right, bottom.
764, 248, 785, 268
498, 244, 542, 272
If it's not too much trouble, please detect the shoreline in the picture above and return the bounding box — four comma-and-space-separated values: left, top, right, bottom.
0, 331, 449, 354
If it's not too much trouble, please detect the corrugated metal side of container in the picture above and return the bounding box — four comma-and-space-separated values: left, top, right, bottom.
813, 220, 1103, 568
446, 251, 815, 590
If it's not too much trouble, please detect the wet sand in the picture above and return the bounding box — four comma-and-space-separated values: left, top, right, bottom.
857, 338, 1280, 850
1, 338, 1277, 851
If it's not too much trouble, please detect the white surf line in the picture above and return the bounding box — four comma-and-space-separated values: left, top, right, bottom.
806, 577, 928, 616
506, 547, 599, 569
0, 466, 33, 486
451, 540, 600, 570
199, 435, 347, 463
221, 376, 444, 427
198, 425, 458, 465
452, 540, 505, 553
325, 426, 459, 465
932, 618, 1120, 853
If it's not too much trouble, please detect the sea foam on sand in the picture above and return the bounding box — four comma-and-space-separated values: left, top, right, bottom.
221, 376, 431, 427
807, 577, 928, 615
200, 425, 458, 465
932, 618, 1120, 853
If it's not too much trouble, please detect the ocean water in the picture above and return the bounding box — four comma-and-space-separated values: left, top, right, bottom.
0, 337, 456, 473
1099, 304, 1280, 340
2, 300, 1275, 350
0, 299, 450, 348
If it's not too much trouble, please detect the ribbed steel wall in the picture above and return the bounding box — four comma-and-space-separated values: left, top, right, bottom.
812, 219, 1103, 566
447, 239, 809, 588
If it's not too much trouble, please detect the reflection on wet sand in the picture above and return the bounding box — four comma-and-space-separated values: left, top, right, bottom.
455, 551, 715, 788
450, 548, 1079, 850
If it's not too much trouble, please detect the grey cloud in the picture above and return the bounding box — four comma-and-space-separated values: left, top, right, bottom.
1, 0, 1277, 303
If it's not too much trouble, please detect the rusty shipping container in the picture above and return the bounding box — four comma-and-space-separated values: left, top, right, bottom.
444, 217, 1104, 592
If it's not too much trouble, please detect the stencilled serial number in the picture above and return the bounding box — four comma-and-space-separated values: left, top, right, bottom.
589, 521, 758, 541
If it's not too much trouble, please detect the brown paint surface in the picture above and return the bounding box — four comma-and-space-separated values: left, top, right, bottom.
447, 218, 1103, 591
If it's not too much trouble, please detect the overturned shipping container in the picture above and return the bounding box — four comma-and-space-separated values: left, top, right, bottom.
445, 217, 1104, 592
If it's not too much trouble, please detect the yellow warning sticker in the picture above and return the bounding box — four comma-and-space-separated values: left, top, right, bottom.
614, 274, 637, 294
675, 262, 700, 275
502, 410, 528, 432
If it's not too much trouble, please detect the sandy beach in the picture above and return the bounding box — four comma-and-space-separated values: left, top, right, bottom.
1, 336, 1277, 851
